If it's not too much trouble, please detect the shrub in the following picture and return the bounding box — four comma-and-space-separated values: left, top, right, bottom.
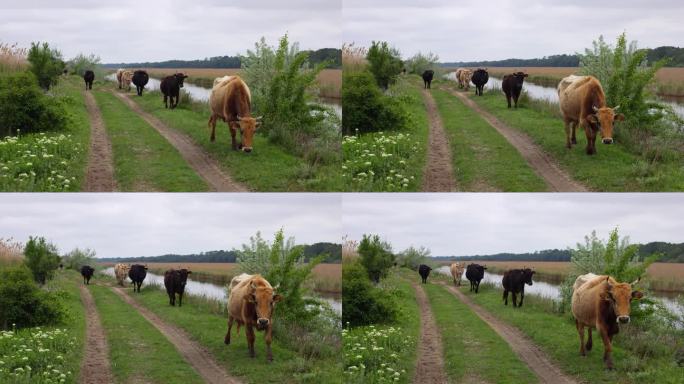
27, 42, 64, 90
358, 234, 395, 283
342, 260, 396, 327
0, 71, 69, 136
404, 51, 439, 75
396, 246, 431, 270
61, 247, 96, 271
23, 236, 60, 285
67, 53, 104, 79
0, 265, 64, 329
342, 71, 409, 135
366, 41, 403, 90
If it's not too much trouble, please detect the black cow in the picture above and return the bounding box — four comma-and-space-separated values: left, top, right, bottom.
163, 268, 192, 306
471, 68, 489, 96
502, 72, 528, 108
160, 73, 188, 109
128, 264, 148, 293
80, 265, 94, 285
465, 263, 487, 293
418, 264, 432, 284
83, 70, 94, 90
422, 70, 434, 89
132, 70, 149, 96
502, 268, 535, 307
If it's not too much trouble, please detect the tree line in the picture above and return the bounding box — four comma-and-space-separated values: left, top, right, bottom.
98, 242, 342, 264
433, 241, 684, 263
104, 48, 341, 69
441, 46, 684, 68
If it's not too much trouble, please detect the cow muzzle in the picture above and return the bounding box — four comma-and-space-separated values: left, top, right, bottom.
617, 316, 630, 324
243, 147, 253, 153
602, 138, 613, 144
257, 318, 270, 329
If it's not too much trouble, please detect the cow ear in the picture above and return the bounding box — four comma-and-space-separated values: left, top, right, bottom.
614, 113, 625, 121
273, 294, 283, 303
187, 270, 192, 274
631, 291, 643, 300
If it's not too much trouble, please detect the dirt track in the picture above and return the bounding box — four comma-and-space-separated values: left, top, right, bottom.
111, 92, 248, 192
411, 282, 448, 384
442, 283, 578, 384
420, 89, 457, 192
446, 89, 588, 192
110, 287, 242, 384
83, 91, 117, 192
78, 285, 114, 384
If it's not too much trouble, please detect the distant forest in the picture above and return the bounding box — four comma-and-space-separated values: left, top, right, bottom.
98, 242, 342, 264
433, 242, 684, 263
104, 48, 341, 69
441, 46, 684, 68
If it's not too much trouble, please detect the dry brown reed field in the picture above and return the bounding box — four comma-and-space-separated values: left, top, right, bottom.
342, 42, 368, 73
0, 237, 24, 265
317, 68, 341, 99
0, 42, 28, 74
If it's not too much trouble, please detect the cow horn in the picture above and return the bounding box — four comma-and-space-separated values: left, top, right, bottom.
592, 105, 599, 112
613, 105, 620, 111
630, 277, 641, 286
255, 116, 263, 121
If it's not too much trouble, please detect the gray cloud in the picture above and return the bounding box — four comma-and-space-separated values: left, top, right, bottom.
343, 0, 684, 62
0, 193, 341, 258
0, 0, 341, 62
342, 194, 684, 256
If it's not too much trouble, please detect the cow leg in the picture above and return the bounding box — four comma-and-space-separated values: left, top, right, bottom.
178, 292, 183, 307
584, 123, 596, 155
576, 319, 586, 356
164, 94, 168, 109
512, 291, 518, 307
475, 281, 480, 294
564, 120, 572, 149
246, 325, 256, 358
506, 94, 512, 108
586, 327, 593, 351
265, 325, 274, 362
571, 122, 577, 144
229, 122, 238, 150
600, 327, 613, 369
513, 94, 519, 108
208, 115, 217, 142
169, 292, 175, 306
503, 289, 509, 305
224, 316, 234, 345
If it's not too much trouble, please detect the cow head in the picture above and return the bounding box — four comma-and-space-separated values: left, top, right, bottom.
174, 73, 188, 88
604, 277, 643, 324
522, 268, 535, 286
177, 269, 192, 287
588, 105, 624, 145
511, 72, 528, 90
235, 115, 261, 153
246, 281, 283, 330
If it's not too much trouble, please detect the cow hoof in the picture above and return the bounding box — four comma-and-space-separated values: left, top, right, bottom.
224, 338, 230, 345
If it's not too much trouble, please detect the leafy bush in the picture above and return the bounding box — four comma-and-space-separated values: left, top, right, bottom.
358, 234, 395, 283
0, 265, 64, 329
27, 42, 64, 90
342, 71, 409, 135
0, 326, 76, 382
342, 260, 397, 326
67, 53, 103, 79
404, 51, 439, 75
61, 248, 96, 271
396, 246, 431, 270
366, 41, 403, 90
0, 71, 69, 136
23, 237, 60, 285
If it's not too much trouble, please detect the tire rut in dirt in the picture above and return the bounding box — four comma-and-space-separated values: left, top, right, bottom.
411, 281, 448, 384
420, 89, 457, 192
83, 91, 117, 192
446, 89, 587, 192
78, 285, 115, 384
111, 92, 248, 192
441, 283, 578, 384
109, 287, 242, 384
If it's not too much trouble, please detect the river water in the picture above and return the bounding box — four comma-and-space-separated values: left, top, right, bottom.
435, 265, 684, 319
101, 267, 341, 315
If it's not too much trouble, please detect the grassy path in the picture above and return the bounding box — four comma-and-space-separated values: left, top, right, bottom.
83, 90, 117, 191
419, 89, 456, 191
409, 281, 448, 383
78, 284, 114, 384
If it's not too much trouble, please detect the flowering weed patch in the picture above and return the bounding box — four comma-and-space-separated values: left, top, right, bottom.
0, 327, 76, 384
0, 132, 84, 191
343, 325, 415, 383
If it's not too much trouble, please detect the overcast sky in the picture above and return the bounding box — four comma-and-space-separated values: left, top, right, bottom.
0, 0, 341, 63
343, 194, 684, 256
343, 0, 684, 62
0, 194, 341, 259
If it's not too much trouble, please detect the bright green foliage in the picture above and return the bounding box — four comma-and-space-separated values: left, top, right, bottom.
366, 41, 403, 90
0, 265, 64, 329
0, 71, 68, 136
358, 234, 395, 283
67, 53, 103, 78
27, 42, 64, 90
342, 260, 397, 327
23, 236, 60, 285
61, 247, 96, 271
404, 51, 439, 75
396, 246, 431, 270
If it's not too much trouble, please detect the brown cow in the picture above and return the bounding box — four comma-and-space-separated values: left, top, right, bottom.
208, 76, 261, 153
558, 75, 625, 155
224, 273, 283, 361
450, 262, 465, 286
458, 69, 473, 91
571, 273, 643, 369
116, 68, 125, 89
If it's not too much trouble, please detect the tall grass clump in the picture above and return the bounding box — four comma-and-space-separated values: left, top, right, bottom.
0, 238, 23, 266
0, 42, 27, 74
342, 43, 368, 74
241, 34, 340, 165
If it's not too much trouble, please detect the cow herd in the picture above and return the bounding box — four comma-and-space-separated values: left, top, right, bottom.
78, 264, 283, 362
416, 263, 644, 369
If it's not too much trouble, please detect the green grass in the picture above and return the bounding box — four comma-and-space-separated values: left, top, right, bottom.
424, 282, 538, 383
430, 86, 548, 191
459, 282, 684, 384
116, 86, 342, 191
119, 281, 340, 383
462, 85, 684, 191
88, 284, 204, 384
92, 89, 208, 191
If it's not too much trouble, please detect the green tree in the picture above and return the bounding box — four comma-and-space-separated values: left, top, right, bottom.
358, 234, 395, 283
67, 52, 102, 78
61, 247, 96, 271
27, 42, 64, 90
366, 41, 403, 90
396, 245, 431, 270
404, 51, 440, 75
23, 236, 60, 284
